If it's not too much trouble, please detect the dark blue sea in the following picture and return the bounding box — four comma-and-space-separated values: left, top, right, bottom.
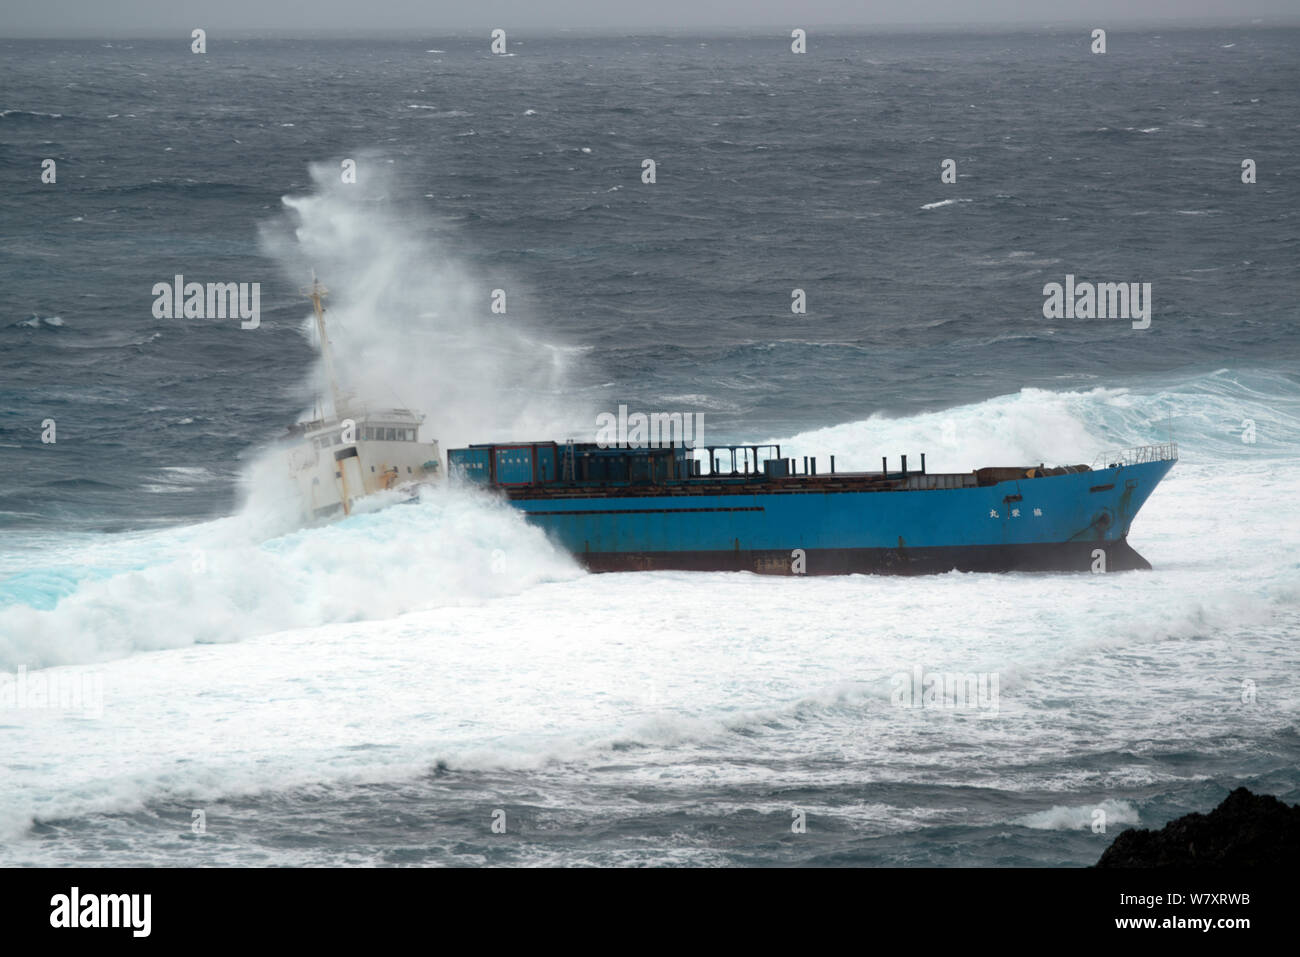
1, 28, 1297, 866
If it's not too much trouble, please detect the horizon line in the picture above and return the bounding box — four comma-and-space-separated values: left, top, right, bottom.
3, 17, 1297, 41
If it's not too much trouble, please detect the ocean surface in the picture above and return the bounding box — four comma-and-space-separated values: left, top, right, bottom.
0, 27, 1297, 866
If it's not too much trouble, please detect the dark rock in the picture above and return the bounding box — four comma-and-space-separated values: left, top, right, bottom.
1096, 787, 1300, 868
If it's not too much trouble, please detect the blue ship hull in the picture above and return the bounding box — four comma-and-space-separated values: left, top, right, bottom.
449, 441, 1176, 575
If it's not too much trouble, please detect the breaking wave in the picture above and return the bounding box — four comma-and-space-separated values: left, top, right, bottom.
0, 485, 581, 671
3, 365, 1296, 671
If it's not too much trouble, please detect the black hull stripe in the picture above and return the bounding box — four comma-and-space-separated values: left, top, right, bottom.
573, 540, 1153, 576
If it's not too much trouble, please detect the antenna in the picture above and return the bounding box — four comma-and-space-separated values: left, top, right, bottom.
301, 273, 346, 419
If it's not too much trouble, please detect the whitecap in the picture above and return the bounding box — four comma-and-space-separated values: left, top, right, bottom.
1017, 800, 1139, 830
919, 198, 972, 210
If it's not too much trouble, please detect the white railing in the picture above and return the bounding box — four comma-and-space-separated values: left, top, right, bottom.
1091, 442, 1179, 470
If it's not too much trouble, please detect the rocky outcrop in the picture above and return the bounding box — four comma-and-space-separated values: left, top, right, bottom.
1097, 787, 1300, 867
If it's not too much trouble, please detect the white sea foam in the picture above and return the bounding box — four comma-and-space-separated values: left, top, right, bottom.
0, 484, 581, 671
259, 159, 592, 453
1018, 799, 1140, 830
1, 368, 1297, 851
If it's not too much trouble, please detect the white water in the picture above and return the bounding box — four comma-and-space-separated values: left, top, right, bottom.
1, 368, 1297, 860
258, 159, 590, 451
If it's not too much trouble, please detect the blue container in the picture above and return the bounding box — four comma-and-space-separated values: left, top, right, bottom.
535, 443, 558, 483
494, 445, 534, 485
448, 447, 491, 483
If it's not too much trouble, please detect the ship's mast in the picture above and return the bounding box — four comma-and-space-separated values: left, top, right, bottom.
303, 274, 346, 419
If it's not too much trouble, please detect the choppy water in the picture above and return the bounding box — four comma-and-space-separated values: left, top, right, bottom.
1, 29, 1297, 866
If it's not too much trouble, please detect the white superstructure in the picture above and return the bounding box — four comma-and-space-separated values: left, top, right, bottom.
282, 278, 441, 521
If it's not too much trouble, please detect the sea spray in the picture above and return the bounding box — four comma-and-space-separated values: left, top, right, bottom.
0, 485, 581, 671
257, 159, 593, 453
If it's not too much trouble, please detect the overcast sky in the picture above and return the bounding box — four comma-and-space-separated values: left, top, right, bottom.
3, 0, 1296, 36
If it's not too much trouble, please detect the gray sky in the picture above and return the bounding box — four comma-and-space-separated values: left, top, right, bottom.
2, 0, 1296, 36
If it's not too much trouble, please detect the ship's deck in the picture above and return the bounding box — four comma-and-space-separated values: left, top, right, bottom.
501, 464, 1090, 500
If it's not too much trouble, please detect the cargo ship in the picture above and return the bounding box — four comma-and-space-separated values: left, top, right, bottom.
280, 274, 1175, 571
447, 439, 1177, 574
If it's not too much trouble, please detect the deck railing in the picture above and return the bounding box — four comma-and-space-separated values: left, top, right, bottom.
1091, 442, 1179, 470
